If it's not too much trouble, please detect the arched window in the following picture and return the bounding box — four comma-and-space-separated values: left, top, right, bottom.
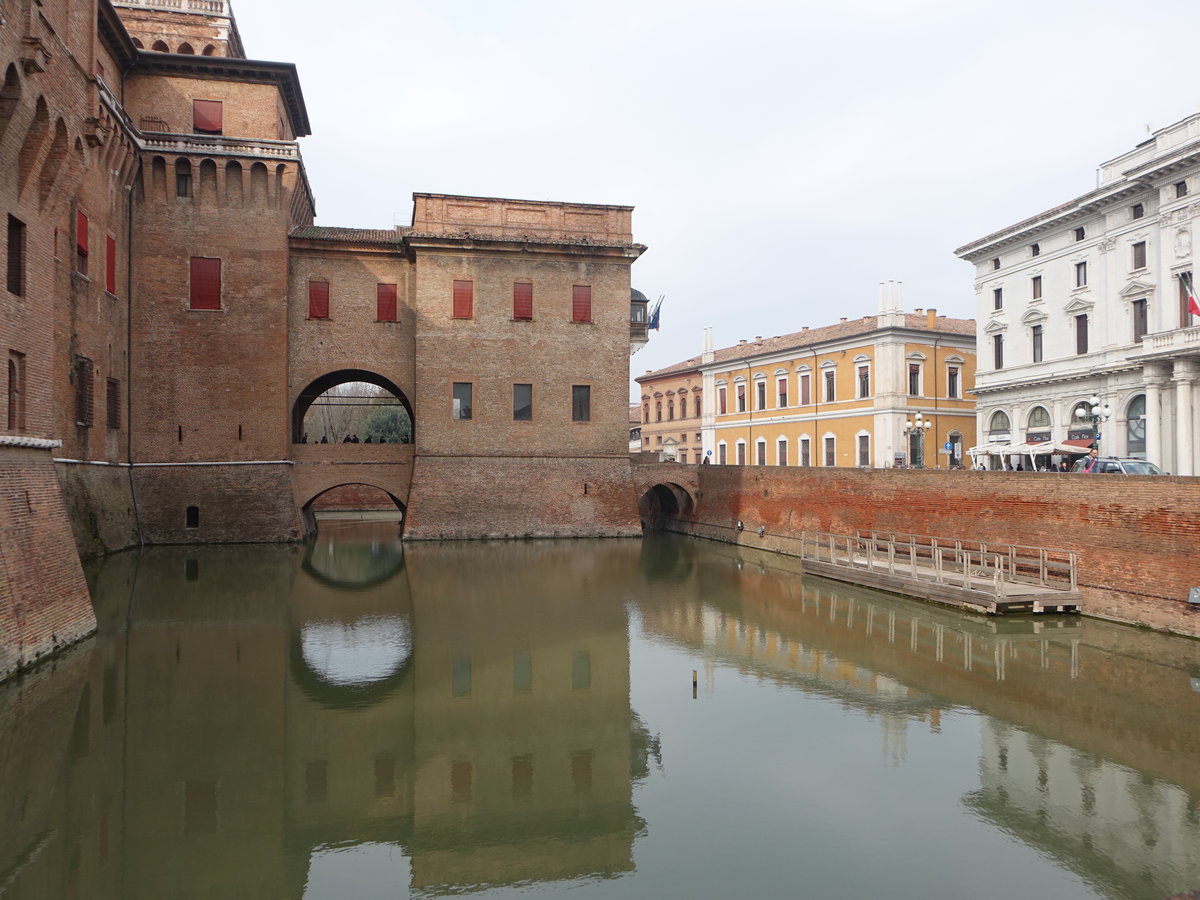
151, 40, 169, 52
177, 42, 195, 54
988, 410, 1011, 435
643, 404, 649, 424
202, 44, 217, 56
131, 37, 144, 50
668, 399, 674, 420
655, 401, 662, 422
1026, 406, 1051, 429
1126, 395, 1146, 457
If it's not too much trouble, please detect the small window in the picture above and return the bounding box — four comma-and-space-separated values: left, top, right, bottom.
185, 505, 200, 528
717, 386, 727, 415
105, 235, 116, 294
736, 382, 746, 412
513, 282, 533, 320
777, 377, 787, 408
993, 334, 1004, 370
694, 396, 701, 418
717, 442, 727, 465
571, 384, 591, 422
668, 399, 674, 420
824, 436, 835, 467
75, 210, 88, 274
1030, 243, 1040, 257
1032, 325, 1043, 363
1131, 203, 1144, 219
377, 283, 397, 321
571, 285, 592, 323
857, 434, 870, 466
1075, 261, 1087, 288
756, 439, 766, 466
192, 99, 223, 135
1132, 241, 1146, 270
307, 280, 329, 319
777, 439, 787, 466
799, 373, 811, 405
991, 257, 1001, 270
907, 363, 921, 396
799, 437, 811, 467
755, 380, 766, 410
736, 442, 746, 465
513, 383, 532, 421
1074, 227, 1086, 242
6, 215, 26, 296
1031, 275, 1041, 300
452, 382, 472, 420
823, 369, 835, 402
857, 365, 869, 398
993, 287, 1003, 310
947, 365, 960, 398
189, 257, 221, 310
106, 377, 120, 429
1176, 181, 1189, 199
1132, 298, 1148, 343
1075, 314, 1088, 355
452, 280, 473, 318
75, 357, 94, 426
655, 400, 662, 422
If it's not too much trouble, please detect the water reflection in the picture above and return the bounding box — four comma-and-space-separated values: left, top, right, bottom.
2, 530, 1199, 899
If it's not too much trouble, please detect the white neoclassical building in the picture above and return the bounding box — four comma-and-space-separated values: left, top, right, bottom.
956, 111, 1200, 474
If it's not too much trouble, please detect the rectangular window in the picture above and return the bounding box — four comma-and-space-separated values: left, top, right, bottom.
993, 334, 1004, 369
755, 381, 766, 410
6, 215, 25, 296
76, 210, 88, 274
857, 365, 869, 398
1074, 227, 1086, 241
777, 439, 787, 466
736, 383, 746, 412
1181, 271, 1196, 327
800, 437, 811, 467
1030, 243, 1040, 257
307, 280, 329, 319
718, 443, 727, 464
106, 377, 120, 429
1032, 325, 1043, 362
513, 383, 532, 421
1132, 203, 1144, 219
571, 285, 592, 323
799, 373, 810, 405
777, 377, 787, 408
452, 382, 472, 420
947, 366, 960, 398
756, 441, 765, 466
694, 396, 701, 418
176, 164, 191, 198
571, 384, 590, 422
1132, 241, 1146, 270
105, 235, 116, 294
823, 370, 835, 402
7, 351, 26, 432
824, 436, 835, 467
992, 257, 1001, 270
1132, 298, 1148, 342
736, 442, 746, 465
1075, 261, 1087, 287
452, 280, 473, 318
1031, 275, 1041, 300
908, 363, 920, 396
718, 386, 727, 414
993, 287, 1002, 310
376, 283, 397, 321
189, 257, 221, 310
857, 434, 870, 467
679, 451, 687, 464
513, 282, 533, 320
1177, 181, 1189, 199
193, 99, 223, 135
75, 356, 94, 426
1076, 314, 1088, 354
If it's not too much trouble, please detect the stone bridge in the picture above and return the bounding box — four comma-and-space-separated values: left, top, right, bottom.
631, 462, 701, 528
290, 443, 414, 530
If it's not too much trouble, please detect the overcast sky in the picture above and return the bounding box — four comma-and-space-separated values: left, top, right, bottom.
234, 0, 1200, 399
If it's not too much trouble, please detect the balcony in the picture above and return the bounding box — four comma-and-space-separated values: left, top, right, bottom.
113, 0, 231, 15
1128, 324, 1200, 362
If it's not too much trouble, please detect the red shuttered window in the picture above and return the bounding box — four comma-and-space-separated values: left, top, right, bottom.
571, 285, 592, 323
76, 211, 88, 256
377, 283, 397, 322
193, 99, 223, 135
513, 282, 533, 320
189, 257, 221, 310
452, 280, 473, 318
105, 235, 116, 294
308, 280, 329, 319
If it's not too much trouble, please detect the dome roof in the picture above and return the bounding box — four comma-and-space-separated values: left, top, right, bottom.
631, 288, 648, 302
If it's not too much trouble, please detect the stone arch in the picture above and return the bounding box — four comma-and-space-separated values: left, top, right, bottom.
638, 482, 695, 531
150, 154, 167, 202
0, 64, 22, 145
37, 118, 69, 208
177, 42, 195, 54
224, 159, 243, 206
151, 40, 169, 52
274, 163, 286, 208
292, 369, 414, 445
250, 160, 268, 205
302, 481, 406, 519
202, 44, 217, 56
17, 96, 49, 194
198, 157, 218, 204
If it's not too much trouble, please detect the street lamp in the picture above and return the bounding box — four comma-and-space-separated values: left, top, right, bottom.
1074, 394, 1111, 452
904, 411, 934, 468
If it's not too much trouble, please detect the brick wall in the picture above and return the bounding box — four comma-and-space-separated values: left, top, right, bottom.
633, 462, 1200, 636
0, 444, 96, 679
56, 461, 140, 558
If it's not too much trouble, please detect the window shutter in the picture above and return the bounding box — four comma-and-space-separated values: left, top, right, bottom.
308, 280, 329, 319
76, 211, 88, 255
189, 257, 221, 310
571, 285, 592, 323
513, 282, 533, 319
193, 99, 223, 134
105, 235, 116, 293
452, 280, 473, 318
377, 283, 397, 321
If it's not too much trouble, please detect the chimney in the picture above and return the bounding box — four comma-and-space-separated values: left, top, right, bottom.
914, 308, 923, 315
926, 307, 937, 328
738, 339, 747, 345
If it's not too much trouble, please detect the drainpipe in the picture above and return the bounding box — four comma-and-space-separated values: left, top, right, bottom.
125, 159, 143, 545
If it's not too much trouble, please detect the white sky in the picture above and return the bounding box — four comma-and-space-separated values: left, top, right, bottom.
233, 0, 1200, 400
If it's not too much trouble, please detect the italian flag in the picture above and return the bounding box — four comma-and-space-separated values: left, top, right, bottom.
1184, 272, 1200, 318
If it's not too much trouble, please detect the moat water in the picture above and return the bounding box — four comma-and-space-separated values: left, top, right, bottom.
3, 522, 1200, 900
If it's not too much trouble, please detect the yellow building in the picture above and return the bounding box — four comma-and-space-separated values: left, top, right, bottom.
641, 305, 976, 468
634, 361, 704, 463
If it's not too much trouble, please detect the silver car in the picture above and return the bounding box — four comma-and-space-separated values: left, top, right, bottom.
1070, 456, 1166, 475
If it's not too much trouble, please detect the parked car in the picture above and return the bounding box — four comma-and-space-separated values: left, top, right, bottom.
1070, 456, 1167, 475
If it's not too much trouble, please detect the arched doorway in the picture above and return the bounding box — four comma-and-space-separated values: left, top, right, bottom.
638, 482, 695, 531
293, 369, 413, 445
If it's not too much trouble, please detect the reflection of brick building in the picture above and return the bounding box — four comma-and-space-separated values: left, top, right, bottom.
0, 0, 645, 589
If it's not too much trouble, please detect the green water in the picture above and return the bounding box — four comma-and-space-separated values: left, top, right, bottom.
2, 522, 1199, 899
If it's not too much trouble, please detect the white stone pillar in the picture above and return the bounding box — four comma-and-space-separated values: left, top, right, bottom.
1143, 363, 1169, 468
1173, 360, 1197, 476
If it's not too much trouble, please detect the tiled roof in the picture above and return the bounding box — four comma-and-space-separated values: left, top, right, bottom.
637, 314, 975, 382
290, 225, 402, 245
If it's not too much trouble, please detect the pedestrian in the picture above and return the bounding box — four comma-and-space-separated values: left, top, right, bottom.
1082, 447, 1100, 473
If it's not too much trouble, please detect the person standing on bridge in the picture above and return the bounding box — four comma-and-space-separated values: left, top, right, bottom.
1082, 447, 1100, 473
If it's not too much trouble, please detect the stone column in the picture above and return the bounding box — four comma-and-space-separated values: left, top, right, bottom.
1173, 359, 1197, 476
1142, 363, 1170, 468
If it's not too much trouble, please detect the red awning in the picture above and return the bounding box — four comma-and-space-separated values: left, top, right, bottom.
1062, 438, 1095, 448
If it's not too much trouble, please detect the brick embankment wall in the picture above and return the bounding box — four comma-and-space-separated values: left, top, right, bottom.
132, 463, 305, 544
56, 463, 141, 559
0, 444, 97, 679
404, 456, 641, 540
635, 463, 1200, 638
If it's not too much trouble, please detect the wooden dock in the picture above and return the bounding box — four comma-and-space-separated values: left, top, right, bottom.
796, 531, 1080, 616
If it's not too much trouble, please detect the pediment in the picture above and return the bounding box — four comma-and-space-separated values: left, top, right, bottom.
1020, 307, 1047, 325
983, 319, 1007, 334
1118, 278, 1155, 298
1062, 296, 1094, 314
